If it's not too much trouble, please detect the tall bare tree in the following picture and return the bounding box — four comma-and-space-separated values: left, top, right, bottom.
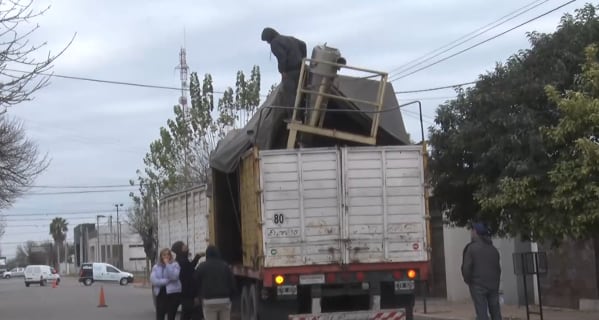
0, 0, 73, 114
0, 1, 71, 241
0, 116, 49, 209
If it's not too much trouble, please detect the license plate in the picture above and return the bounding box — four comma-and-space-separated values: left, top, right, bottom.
277, 285, 298, 296
394, 280, 415, 291
299, 274, 325, 285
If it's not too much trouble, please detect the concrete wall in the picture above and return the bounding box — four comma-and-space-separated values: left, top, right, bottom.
443, 225, 471, 302
539, 238, 599, 309
443, 224, 529, 305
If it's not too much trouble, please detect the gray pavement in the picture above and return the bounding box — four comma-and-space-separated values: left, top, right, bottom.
0, 276, 155, 320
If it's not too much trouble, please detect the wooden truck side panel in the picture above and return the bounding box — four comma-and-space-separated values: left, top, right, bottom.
240, 148, 264, 269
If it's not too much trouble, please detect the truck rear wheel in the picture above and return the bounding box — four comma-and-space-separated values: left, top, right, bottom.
240, 284, 258, 320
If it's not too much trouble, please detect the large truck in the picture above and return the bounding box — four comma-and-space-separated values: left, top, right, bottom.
158, 45, 431, 319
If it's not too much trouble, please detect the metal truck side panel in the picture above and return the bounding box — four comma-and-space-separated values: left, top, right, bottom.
240, 148, 264, 268
158, 186, 210, 257
342, 146, 428, 263
260, 148, 343, 268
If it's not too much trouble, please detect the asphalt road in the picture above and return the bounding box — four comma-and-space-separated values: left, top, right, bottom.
0, 276, 155, 320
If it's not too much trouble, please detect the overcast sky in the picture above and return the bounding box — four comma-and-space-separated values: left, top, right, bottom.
0, 0, 582, 258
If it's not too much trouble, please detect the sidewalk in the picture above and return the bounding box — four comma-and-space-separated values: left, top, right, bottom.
414, 298, 598, 320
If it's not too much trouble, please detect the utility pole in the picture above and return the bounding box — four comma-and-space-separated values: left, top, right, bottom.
96, 215, 105, 262
109, 216, 113, 265
114, 204, 123, 268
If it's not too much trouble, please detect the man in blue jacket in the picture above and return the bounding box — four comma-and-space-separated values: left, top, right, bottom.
461, 222, 502, 320
261, 27, 307, 116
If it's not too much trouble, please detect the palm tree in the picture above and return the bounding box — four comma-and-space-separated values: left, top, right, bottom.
49, 217, 68, 271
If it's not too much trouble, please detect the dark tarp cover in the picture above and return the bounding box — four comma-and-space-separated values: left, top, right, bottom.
209, 75, 411, 173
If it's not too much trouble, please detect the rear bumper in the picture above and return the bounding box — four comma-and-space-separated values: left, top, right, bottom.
262, 261, 430, 287
289, 308, 406, 320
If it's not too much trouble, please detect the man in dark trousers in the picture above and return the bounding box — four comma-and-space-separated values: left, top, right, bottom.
194, 245, 235, 320
461, 222, 502, 320
172, 241, 204, 320
261, 27, 307, 116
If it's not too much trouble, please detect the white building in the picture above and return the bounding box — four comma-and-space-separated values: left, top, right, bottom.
86, 222, 147, 273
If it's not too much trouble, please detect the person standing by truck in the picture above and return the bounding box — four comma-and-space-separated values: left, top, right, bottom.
171, 241, 205, 320
151, 248, 182, 320
194, 245, 236, 320
461, 222, 502, 320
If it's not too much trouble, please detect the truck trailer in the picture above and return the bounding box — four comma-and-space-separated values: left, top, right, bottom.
210, 144, 430, 320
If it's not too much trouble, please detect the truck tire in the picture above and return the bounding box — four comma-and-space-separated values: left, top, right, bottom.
83, 278, 93, 286
405, 304, 414, 320
241, 284, 258, 320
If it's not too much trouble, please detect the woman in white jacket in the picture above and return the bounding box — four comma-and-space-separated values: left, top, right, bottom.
151, 248, 182, 320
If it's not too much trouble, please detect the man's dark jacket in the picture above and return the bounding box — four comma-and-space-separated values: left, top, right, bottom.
461, 235, 501, 291
194, 246, 236, 300
172, 243, 201, 298
261, 28, 307, 74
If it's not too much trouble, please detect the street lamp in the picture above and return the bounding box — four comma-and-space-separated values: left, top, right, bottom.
96, 215, 106, 262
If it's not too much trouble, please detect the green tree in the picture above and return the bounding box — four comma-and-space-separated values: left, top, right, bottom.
49, 218, 68, 268
129, 66, 261, 264
481, 45, 599, 241
429, 4, 599, 242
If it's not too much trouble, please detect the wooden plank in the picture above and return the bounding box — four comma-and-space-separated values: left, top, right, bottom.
286, 122, 377, 145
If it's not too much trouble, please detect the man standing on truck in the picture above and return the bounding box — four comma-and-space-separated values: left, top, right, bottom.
194, 245, 236, 320
261, 27, 307, 117
461, 222, 502, 320
172, 241, 205, 320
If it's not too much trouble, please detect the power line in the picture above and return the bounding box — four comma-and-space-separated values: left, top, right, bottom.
390, 0, 577, 82
389, 0, 549, 78
395, 81, 477, 94
30, 184, 136, 189
5, 68, 269, 97
1, 210, 115, 217
24, 189, 134, 196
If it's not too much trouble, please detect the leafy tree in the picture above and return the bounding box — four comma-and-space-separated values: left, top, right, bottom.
129, 66, 261, 265
142, 66, 261, 193
127, 172, 159, 265
429, 4, 599, 242
49, 217, 68, 269
481, 45, 599, 241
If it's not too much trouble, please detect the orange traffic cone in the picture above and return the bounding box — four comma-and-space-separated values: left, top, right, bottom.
97, 286, 108, 308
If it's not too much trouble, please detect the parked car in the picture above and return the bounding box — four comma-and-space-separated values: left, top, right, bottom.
0, 268, 7, 276
24, 265, 60, 287
78, 262, 134, 286
3, 267, 25, 279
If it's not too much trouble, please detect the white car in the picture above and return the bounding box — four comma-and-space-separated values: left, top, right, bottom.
24, 265, 60, 287
3, 267, 25, 279
78, 262, 134, 286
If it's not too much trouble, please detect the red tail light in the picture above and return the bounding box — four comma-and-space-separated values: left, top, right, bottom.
356, 272, 365, 282
392, 271, 402, 280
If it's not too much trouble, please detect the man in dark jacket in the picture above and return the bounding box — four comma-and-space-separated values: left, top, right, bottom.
261, 27, 307, 115
194, 245, 235, 320
172, 241, 204, 320
461, 222, 502, 320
